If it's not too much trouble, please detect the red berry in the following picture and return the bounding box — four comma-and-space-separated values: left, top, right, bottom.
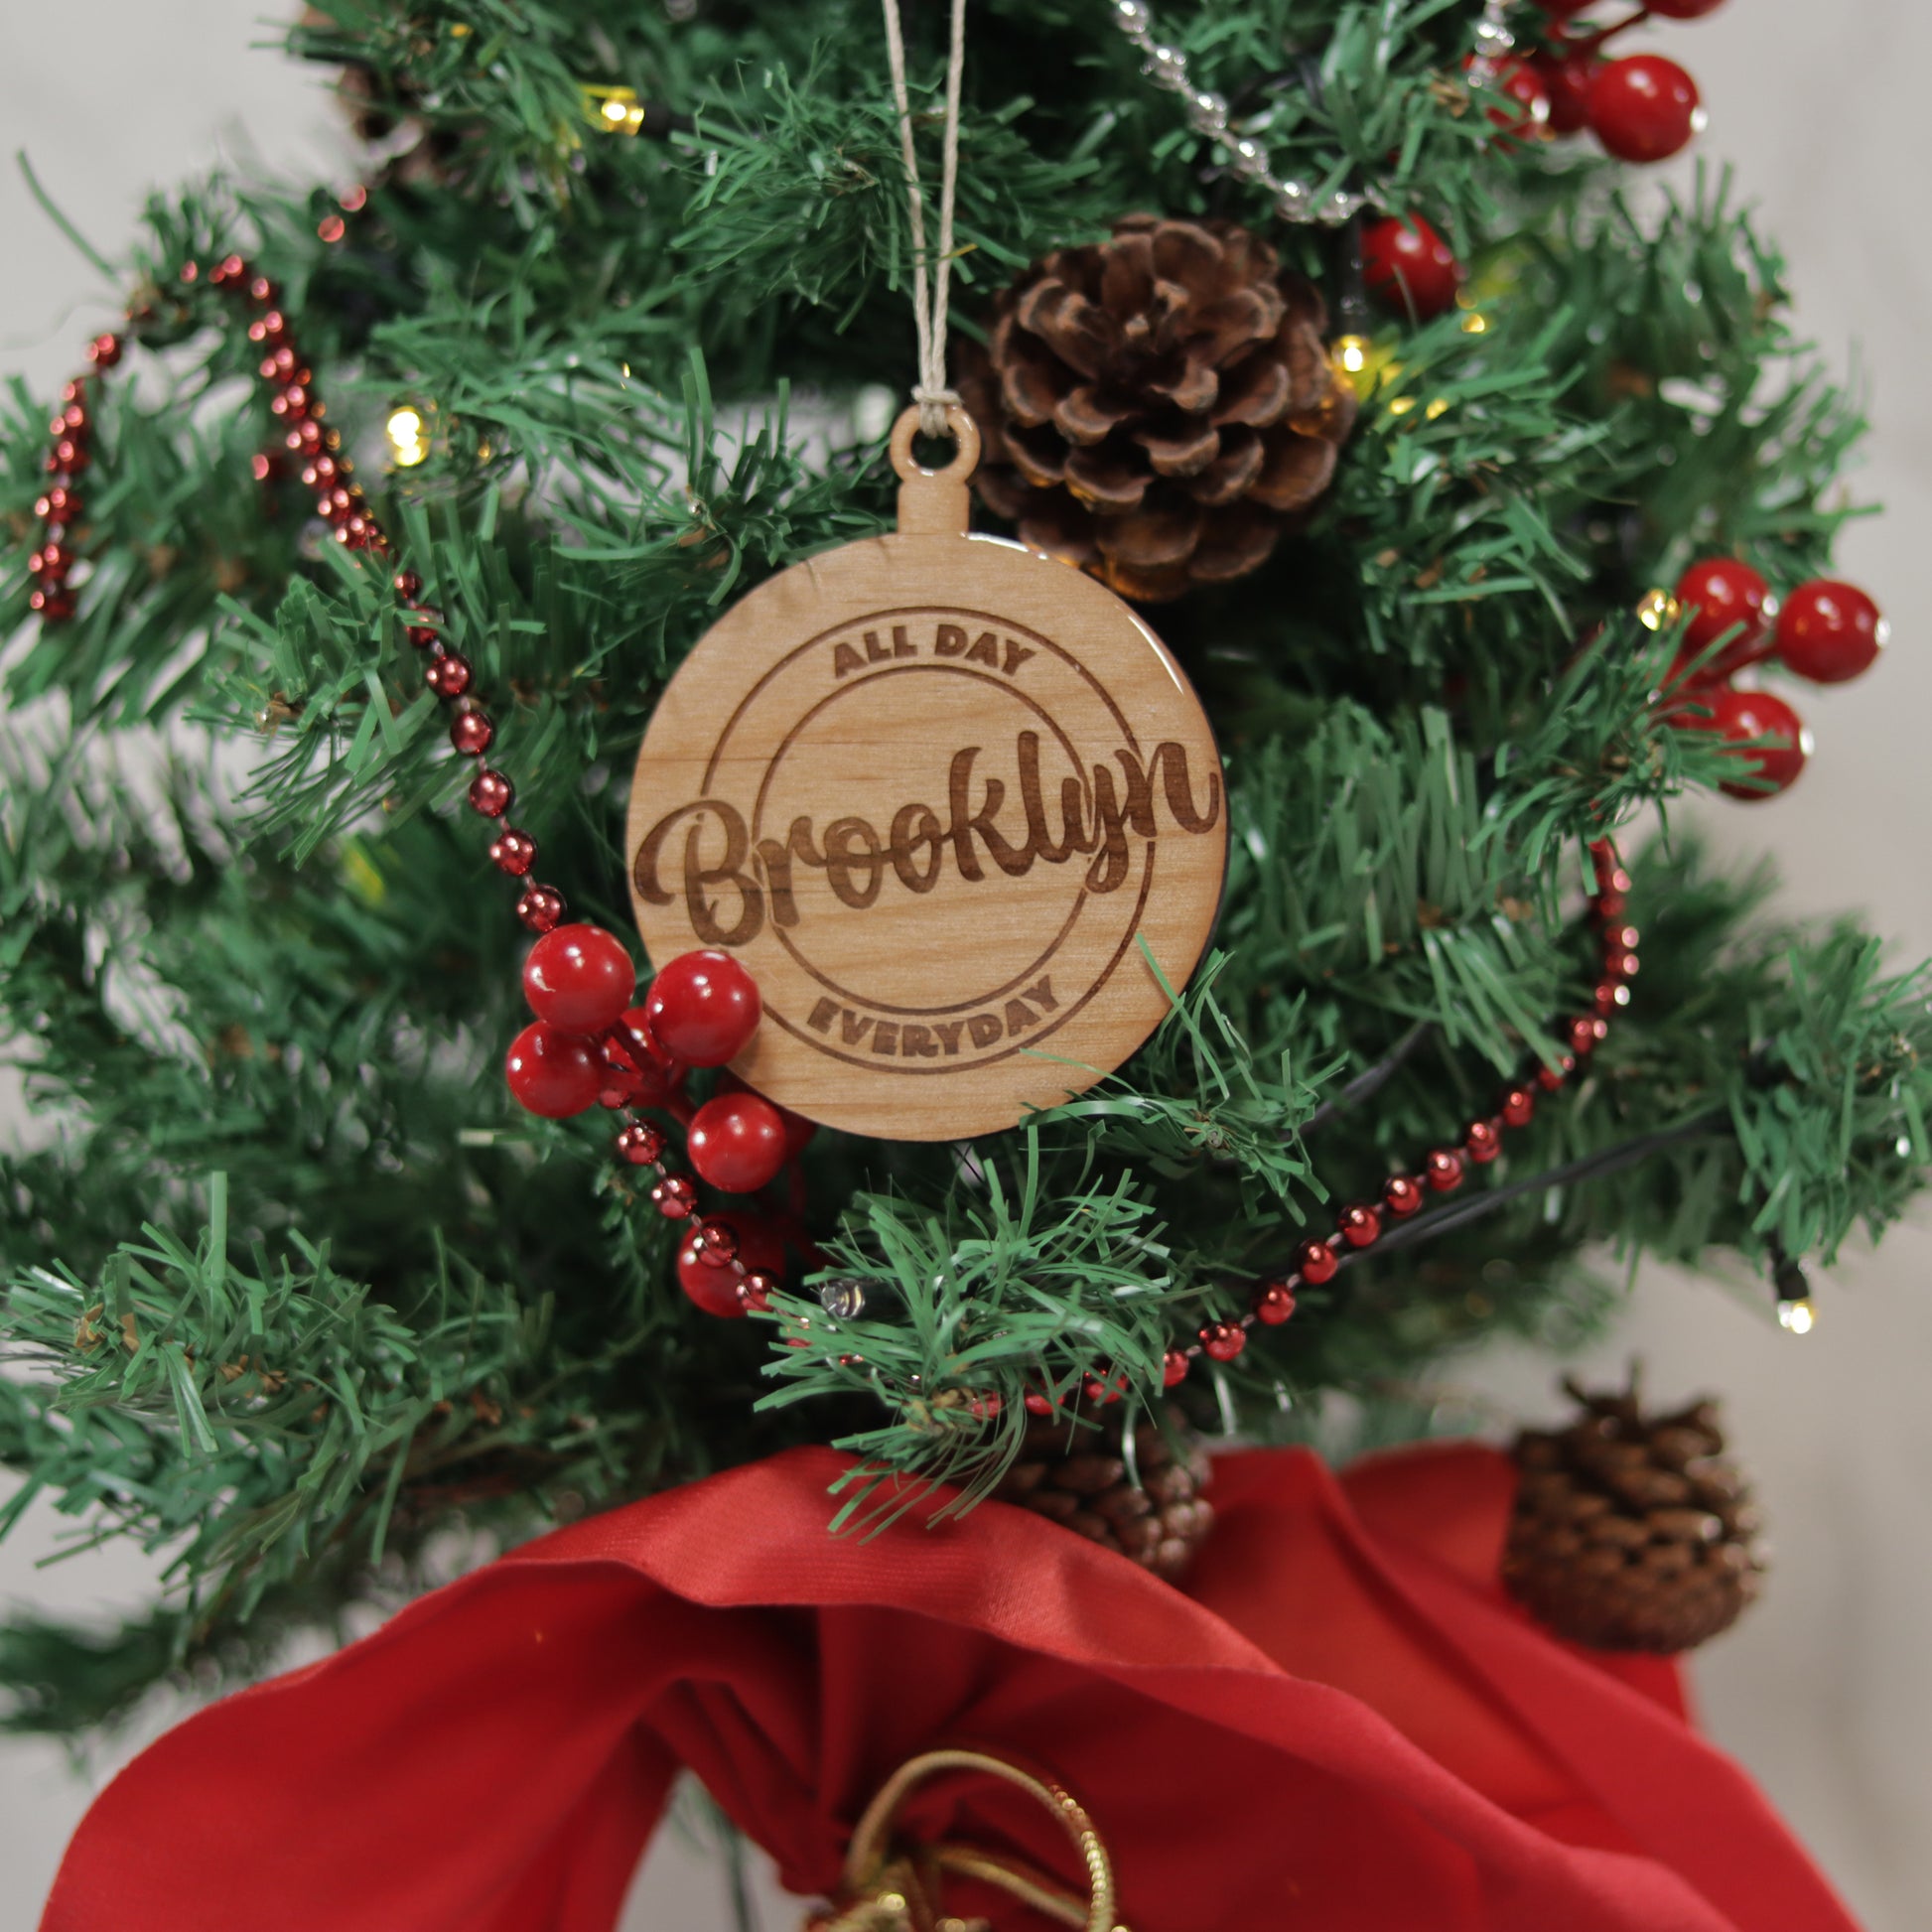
1588, 55, 1702, 164
718, 1069, 817, 1157
1673, 558, 1773, 679
1774, 580, 1885, 685
503, 1021, 602, 1119
1297, 1237, 1339, 1286
676, 1213, 784, 1317
1467, 55, 1551, 143
523, 923, 635, 1035
644, 950, 760, 1066
1254, 1282, 1298, 1326
1710, 687, 1810, 799
1163, 1350, 1191, 1389
1361, 214, 1464, 322
1533, 48, 1602, 136
1200, 1321, 1246, 1363
687, 1091, 789, 1193
1023, 1390, 1056, 1417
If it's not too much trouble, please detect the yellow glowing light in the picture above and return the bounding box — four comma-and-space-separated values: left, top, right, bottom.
583, 84, 647, 136
1777, 1298, 1815, 1335
1334, 334, 1370, 375
601, 98, 627, 126
1634, 589, 1682, 632
1459, 308, 1488, 336
1424, 396, 1450, 422
385, 406, 429, 468
1386, 395, 1417, 418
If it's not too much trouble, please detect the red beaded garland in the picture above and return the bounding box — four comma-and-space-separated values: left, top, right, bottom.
687, 1091, 790, 1194
1500, 1086, 1536, 1129
1424, 1147, 1465, 1191
1199, 1321, 1246, 1363
1774, 580, 1884, 685
468, 769, 514, 818
1587, 55, 1702, 164
1254, 1282, 1298, 1326
425, 651, 473, 698
503, 1021, 603, 1120
1361, 213, 1464, 322
645, 950, 762, 1067
677, 1217, 781, 1318
740, 1271, 779, 1315
1163, 1350, 1191, 1388
515, 885, 565, 934
488, 829, 537, 877
1536, 1052, 1577, 1094
449, 707, 495, 758
1464, 1119, 1502, 1165
523, 923, 636, 1035
650, 1173, 698, 1219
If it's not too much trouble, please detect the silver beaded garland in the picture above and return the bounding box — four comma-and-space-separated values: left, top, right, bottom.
1105, 0, 1517, 228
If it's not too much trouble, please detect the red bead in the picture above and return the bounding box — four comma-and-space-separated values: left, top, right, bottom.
1425, 1147, 1464, 1191
1162, 1349, 1191, 1389
1384, 1174, 1424, 1218
1200, 1321, 1246, 1364
247, 275, 278, 304
250, 452, 280, 483
1297, 1237, 1339, 1286
1588, 55, 1702, 164
1024, 1390, 1056, 1417
691, 1218, 740, 1267
1536, 1053, 1576, 1093
522, 922, 635, 1035
393, 569, 423, 599
1673, 558, 1773, 679
1533, 47, 1601, 135
31, 540, 71, 577
406, 622, 442, 649
210, 254, 248, 286
650, 1173, 698, 1219
450, 707, 494, 756
1254, 1282, 1298, 1326
615, 1122, 667, 1167
1568, 1015, 1610, 1054
1361, 213, 1464, 322
466, 769, 511, 818
1774, 580, 1884, 685
1592, 980, 1627, 1017
489, 829, 537, 877
503, 1020, 602, 1119
50, 438, 88, 474
425, 651, 473, 698
687, 1091, 789, 1193
1500, 1086, 1536, 1129
340, 184, 370, 212
318, 214, 347, 244
515, 884, 566, 933
1336, 1202, 1381, 1249
1465, 1119, 1502, 1165
1082, 1370, 1127, 1405
29, 588, 74, 621
85, 333, 122, 368
740, 1271, 778, 1314
35, 486, 79, 521
644, 950, 761, 1067
1710, 687, 1811, 798
676, 1224, 749, 1316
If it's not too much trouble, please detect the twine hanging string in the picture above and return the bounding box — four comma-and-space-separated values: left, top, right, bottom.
881, 0, 968, 438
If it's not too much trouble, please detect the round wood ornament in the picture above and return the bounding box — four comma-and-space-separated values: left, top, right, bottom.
626, 407, 1227, 1141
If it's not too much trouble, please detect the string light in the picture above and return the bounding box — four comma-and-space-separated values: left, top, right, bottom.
385, 406, 429, 468
1635, 589, 1682, 631
1776, 1297, 1816, 1335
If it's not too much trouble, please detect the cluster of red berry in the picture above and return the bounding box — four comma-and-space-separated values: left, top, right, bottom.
1665, 561, 1886, 800
1524, 0, 1724, 166
503, 929, 814, 1317
1357, 0, 1725, 324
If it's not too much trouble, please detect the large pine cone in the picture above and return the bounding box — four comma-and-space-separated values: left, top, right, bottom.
994, 1407, 1213, 1581
958, 213, 1357, 603
1503, 1379, 1765, 1653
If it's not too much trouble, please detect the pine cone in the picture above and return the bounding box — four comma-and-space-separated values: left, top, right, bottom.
1502, 1378, 1765, 1653
994, 1407, 1213, 1582
958, 213, 1357, 604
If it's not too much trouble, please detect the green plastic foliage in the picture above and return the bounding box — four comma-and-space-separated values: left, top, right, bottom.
0, 0, 1919, 1729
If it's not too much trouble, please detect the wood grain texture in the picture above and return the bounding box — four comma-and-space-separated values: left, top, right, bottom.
626, 413, 1227, 1140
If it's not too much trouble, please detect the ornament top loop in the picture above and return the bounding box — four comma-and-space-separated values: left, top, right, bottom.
811, 1745, 1128, 1932
891, 404, 980, 536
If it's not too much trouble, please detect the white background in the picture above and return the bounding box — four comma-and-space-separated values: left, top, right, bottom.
3, 2, 1929, 1926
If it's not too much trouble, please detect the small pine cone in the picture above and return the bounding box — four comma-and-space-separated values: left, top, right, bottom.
1502, 1378, 1766, 1654
957, 213, 1357, 604
995, 1407, 1214, 1582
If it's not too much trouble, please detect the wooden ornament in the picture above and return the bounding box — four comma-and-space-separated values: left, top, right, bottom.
626, 406, 1227, 1142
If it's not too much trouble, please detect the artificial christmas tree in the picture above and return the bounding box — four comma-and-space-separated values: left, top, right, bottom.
0, 0, 1921, 1924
